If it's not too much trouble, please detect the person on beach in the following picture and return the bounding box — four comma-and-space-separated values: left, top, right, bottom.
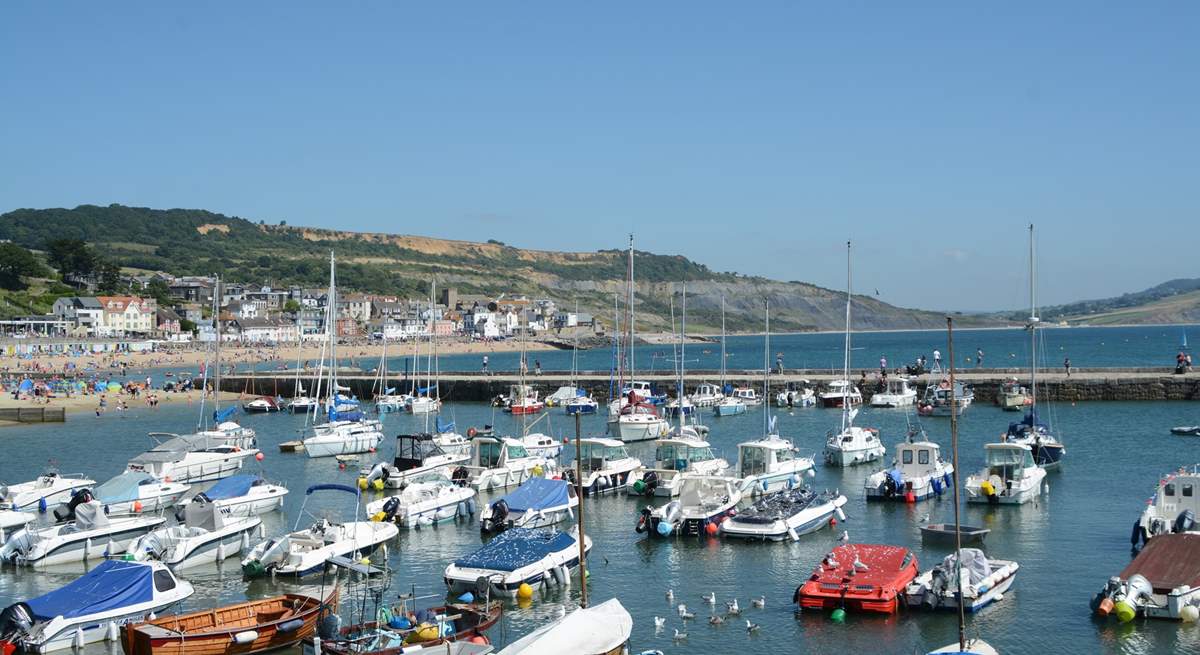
1064, 357, 1072, 377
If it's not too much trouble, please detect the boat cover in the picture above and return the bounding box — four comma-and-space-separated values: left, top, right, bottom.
214, 407, 237, 423
454, 528, 575, 572
26, 560, 153, 621
95, 473, 156, 503
935, 548, 991, 585
436, 418, 455, 433
328, 408, 364, 422
198, 475, 257, 501
74, 501, 110, 530
495, 478, 570, 514
496, 598, 632, 655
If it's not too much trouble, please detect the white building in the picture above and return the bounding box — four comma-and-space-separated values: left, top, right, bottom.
97, 296, 156, 335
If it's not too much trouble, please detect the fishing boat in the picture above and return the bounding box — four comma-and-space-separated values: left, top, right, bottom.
0, 512, 34, 546
776, 380, 815, 407
637, 475, 742, 538
455, 437, 555, 492
871, 377, 917, 407
865, 438, 954, 503
712, 396, 747, 417
372, 433, 470, 490
123, 591, 335, 655
306, 598, 499, 655
0, 500, 165, 567
479, 478, 578, 533
443, 528, 590, 598
690, 383, 725, 408
793, 543, 920, 614
126, 503, 262, 571
1132, 464, 1200, 549
997, 378, 1030, 411
565, 438, 643, 497
188, 474, 288, 518
366, 474, 476, 528
495, 598, 631, 655
126, 433, 260, 484
917, 379, 974, 417
663, 396, 694, 417
906, 549, 1019, 612
729, 387, 761, 405
518, 433, 562, 460
964, 443, 1046, 505
1093, 533, 1200, 622
241, 484, 398, 578
504, 385, 543, 416
819, 379, 862, 408
0, 470, 94, 513
0, 560, 194, 653
242, 396, 281, 413
719, 488, 847, 541
626, 436, 729, 498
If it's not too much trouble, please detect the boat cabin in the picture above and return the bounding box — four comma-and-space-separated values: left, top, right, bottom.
737, 438, 797, 478
923, 380, 973, 404
891, 441, 944, 476
731, 388, 759, 402
884, 378, 914, 396
392, 434, 452, 472
982, 443, 1037, 481
577, 438, 632, 473
693, 383, 723, 398
624, 381, 658, 402
783, 380, 812, 393
1150, 467, 1200, 529
655, 439, 718, 471
472, 437, 531, 469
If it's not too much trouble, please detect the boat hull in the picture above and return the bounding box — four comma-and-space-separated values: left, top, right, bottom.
720, 497, 844, 542
824, 445, 886, 468
613, 418, 668, 443
303, 429, 384, 458
7, 518, 166, 567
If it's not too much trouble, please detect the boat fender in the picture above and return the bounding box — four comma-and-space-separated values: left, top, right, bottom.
1182, 605, 1200, 623
1130, 520, 1145, 547
656, 521, 672, 536
37, 498, 46, 514
1174, 509, 1195, 534
277, 619, 305, 634
943, 472, 952, 488
73, 627, 85, 649
550, 565, 563, 585
466, 498, 477, 515
467, 427, 478, 438
980, 480, 995, 496
457, 501, 467, 518
932, 478, 943, 495
105, 621, 119, 642
558, 565, 571, 586
787, 527, 800, 542
786, 478, 794, 490
232, 630, 259, 644
835, 507, 847, 522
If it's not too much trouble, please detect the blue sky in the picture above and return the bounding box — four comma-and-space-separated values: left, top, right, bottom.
1, 3, 1196, 311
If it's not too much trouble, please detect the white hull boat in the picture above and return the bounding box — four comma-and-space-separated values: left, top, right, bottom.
0, 472, 94, 513
639, 476, 742, 538
1134, 465, 1200, 549
84, 473, 190, 517
406, 397, 442, 415
735, 434, 815, 496
627, 437, 729, 498
720, 489, 847, 541
965, 442, 1046, 505
566, 438, 643, 497
824, 426, 885, 467
689, 383, 724, 408
865, 440, 954, 503
776, 382, 816, 408
479, 478, 577, 533
871, 377, 918, 407
519, 433, 563, 460
0, 511, 34, 546
444, 528, 590, 598
188, 474, 288, 518
303, 420, 384, 458
613, 412, 670, 443
366, 476, 476, 528
819, 380, 862, 408
460, 437, 555, 492
375, 433, 469, 490
127, 504, 262, 571
0, 501, 165, 567
906, 549, 1019, 613
127, 432, 260, 484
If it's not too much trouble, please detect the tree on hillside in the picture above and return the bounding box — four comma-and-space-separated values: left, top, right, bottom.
44, 238, 97, 285
146, 278, 173, 306
283, 299, 301, 313
0, 243, 50, 290
95, 260, 123, 294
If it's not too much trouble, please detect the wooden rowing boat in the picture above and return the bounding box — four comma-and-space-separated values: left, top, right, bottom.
122, 588, 337, 655
305, 601, 500, 655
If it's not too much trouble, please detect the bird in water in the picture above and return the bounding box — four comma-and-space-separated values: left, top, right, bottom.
702, 592, 716, 605
726, 599, 741, 615
838, 530, 850, 543
709, 615, 725, 625
673, 629, 688, 641
751, 596, 765, 608
746, 620, 761, 633
653, 616, 665, 632
920, 513, 930, 523
665, 589, 674, 601
678, 604, 695, 620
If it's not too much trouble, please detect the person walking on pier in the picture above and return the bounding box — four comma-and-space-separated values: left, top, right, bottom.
932, 349, 942, 372
879, 355, 887, 376
481, 355, 489, 375
1064, 357, 1072, 377
534, 359, 542, 376
976, 348, 984, 368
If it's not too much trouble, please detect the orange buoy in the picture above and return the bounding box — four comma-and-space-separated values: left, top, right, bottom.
133, 501, 143, 513
255, 452, 264, 461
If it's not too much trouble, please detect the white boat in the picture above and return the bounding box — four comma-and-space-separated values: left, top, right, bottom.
126, 432, 260, 484
443, 527, 590, 598
917, 379, 975, 417
0, 500, 165, 567
865, 439, 954, 502
998, 377, 1030, 411
663, 396, 694, 417
127, 503, 263, 571
638, 475, 742, 538
1093, 533, 1200, 623
241, 483, 398, 578
0, 560, 193, 653
545, 385, 581, 407
564, 396, 598, 415
373, 433, 470, 490
519, 433, 563, 459
927, 641, 1000, 655
0, 471, 94, 512
479, 478, 578, 533
434, 425, 472, 456
458, 437, 556, 492
729, 387, 761, 406
712, 396, 747, 417
242, 396, 281, 412
735, 434, 815, 496
407, 395, 442, 415
871, 377, 917, 407
188, 474, 288, 518
288, 396, 320, 413
627, 437, 729, 498
365, 474, 476, 528
819, 379, 862, 408
1133, 464, 1200, 549
776, 380, 816, 407
0, 511, 34, 546
612, 402, 670, 443
906, 548, 1019, 612
495, 598, 632, 655
303, 419, 385, 458
689, 382, 725, 407
719, 488, 847, 541
824, 420, 885, 468
566, 438, 643, 496
964, 443, 1046, 505
83, 472, 190, 517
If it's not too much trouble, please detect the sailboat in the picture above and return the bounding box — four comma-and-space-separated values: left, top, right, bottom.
407, 281, 443, 415
1002, 224, 1066, 468
925, 318, 1003, 655
612, 235, 669, 442
288, 322, 319, 413
823, 241, 885, 467
712, 296, 747, 417
374, 326, 407, 412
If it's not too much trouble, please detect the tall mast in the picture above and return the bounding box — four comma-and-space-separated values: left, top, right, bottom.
842, 241, 853, 431
763, 300, 771, 436
1028, 224, 1038, 413
432, 279, 439, 406
947, 316, 966, 650
213, 276, 222, 422
328, 252, 338, 404
680, 285, 686, 429
627, 234, 635, 381
719, 296, 727, 388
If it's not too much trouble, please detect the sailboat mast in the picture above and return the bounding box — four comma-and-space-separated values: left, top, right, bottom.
720, 296, 727, 388
1029, 224, 1038, 411
432, 279, 439, 405
328, 252, 338, 404
627, 234, 635, 382
764, 301, 770, 436
947, 316, 966, 649
842, 241, 852, 430
213, 276, 222, 422
680, 285, 686, 427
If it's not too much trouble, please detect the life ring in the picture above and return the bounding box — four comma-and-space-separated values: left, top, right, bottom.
467, 427, 478, 438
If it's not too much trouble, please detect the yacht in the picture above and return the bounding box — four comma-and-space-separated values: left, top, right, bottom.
819, 379, 862, 408
720, 488, 847, 541
127, 503, 262, 571
566, 438, 643, 496
638, 476, 742, 538
126, 432, 260, 484
458, 436, 556, 491
627, 436, 729, 498
865, 439, 954, 502
303, 417, 384, 458
187, 474, 288, 518
612, 401, 670, 443
735, 434, 815, 496
965, 442, 1046, 505
871, 377, 917, 407
0, 470, 94, 512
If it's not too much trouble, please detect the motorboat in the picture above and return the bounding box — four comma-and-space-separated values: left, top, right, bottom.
0, 471, 94, 513
905, 548, 1018, 613
819, 380, 862, 408
123, 589, 334, 655
565, 438, 643, 496
637, 476, 742, 538
1172, 426, 1200, 436
1093, 533, 1200, 622
823, 420, 885, 468
793, 544, 919, 614
435, 423, 473, 456
1132, 465, 1200, 549
871, 377, 917, 407
443, 527, 590, 598
83, 473, 191, 517
187, 474, 288, 518
242, 396, 281, 413
0, 500, 165, 567
504, 385, 543, 415
919, 523, 990, 547
406, 395, 442, 415
712, 396, 747, 417
545, 385, 581, 407
126, 432, 260, 485
917, 379, 974, 417
622, 380, 665, 405
729, 387, 761, 405
126, 503, 263, 571
0, 560, 193, 653
927, 639, 1001, 655
242, 484, 398, 578
734, 434, 815, 496
0, 511, 34, 546
689, 383, 725, 407
964, 442, 1046, 505
776, 380, 815, 408
303, 417, 385, 459
373, 433, 470, 490
455, 437, 556, 492
192, 416, 258, 449
865, 439, 954, 503
1003, 411, 1066, 469
374, 391, 411, 413
479, 478, 578, 533
495, 598, 632, 655
626, 437, 729, 498
719, 488, 847, 541
998, 378, 1030, 411
565, 395, 598, 415
366, 474, 476, 528
308, 597, 499, 655
663, 396, 694, 417
612, 401, 670, 442
519, 433, 562, 460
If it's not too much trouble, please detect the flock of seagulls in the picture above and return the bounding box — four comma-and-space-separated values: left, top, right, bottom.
654, 590, 766, 641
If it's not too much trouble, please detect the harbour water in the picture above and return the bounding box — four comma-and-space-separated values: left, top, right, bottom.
2, 391, 1200, 654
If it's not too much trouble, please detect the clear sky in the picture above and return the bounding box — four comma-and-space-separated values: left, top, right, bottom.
2, 2, 1196, 311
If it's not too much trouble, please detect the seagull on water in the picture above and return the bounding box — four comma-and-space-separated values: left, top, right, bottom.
726, 599, 741, 615
665, 589, 674, 601
838, 530, 850, 544
702, 592, 716, 605
678, 604, 695, 620
653, 616, 665, 632
746, 619, 760, 633
709, 615, 725, 625
673, 629, 688, 641
751, 596, 765, 608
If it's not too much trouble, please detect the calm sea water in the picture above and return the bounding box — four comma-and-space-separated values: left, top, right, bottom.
2, 391, 1200, 654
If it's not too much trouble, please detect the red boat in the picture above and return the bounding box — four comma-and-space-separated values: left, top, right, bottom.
793, 544, 919, 614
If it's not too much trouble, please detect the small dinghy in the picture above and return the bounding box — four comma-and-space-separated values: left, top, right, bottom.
637, 476, 742, 538
443, 528, 590, 598
1093, 532, 1200, 622
122, 589, 335, 655
496, 598, 632, 655
905, 548, 1019, 612
79, 473, 190, 517
479, 478, 577, 533
189, 474, 288, 518
720, 488, 847, 541
0, 511, 34, 546
0, 560, 193, 653
366, 474, 476, 528
1172, 426, 1200, 436
1, 500, 165, 567
127, 503, 262, 571
0, 470, 95, 513
793, 544, 919, 614
307, 599, 500, 655
919, 523, 990, 546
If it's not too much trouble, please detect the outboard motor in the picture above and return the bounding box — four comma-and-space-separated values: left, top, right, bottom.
53, 488, 94, 522
642, 471, 659, 497
1174, 509, 1195, 534
482, 500, 509, 533
882, 475, 898, 498
451, 467, 470, 487
371, 497, 401, 523
0, 602, 34, 642
923, 568, 948, 610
